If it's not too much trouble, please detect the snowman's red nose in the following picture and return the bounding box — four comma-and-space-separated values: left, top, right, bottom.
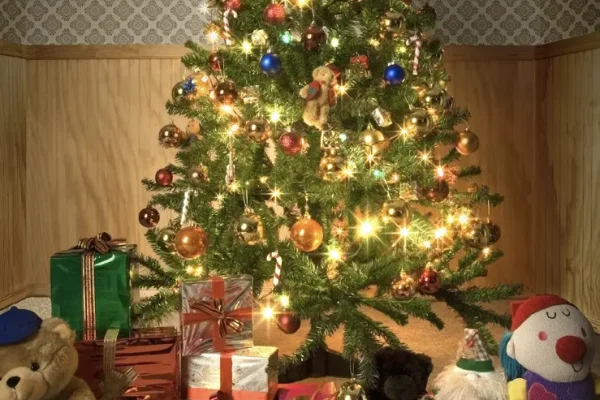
555, 335, 586, 364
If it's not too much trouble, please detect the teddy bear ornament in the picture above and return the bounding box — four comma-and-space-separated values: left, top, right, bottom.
299, 65, 339, 130
0, 307, 95, 400
500, 294, 600, 400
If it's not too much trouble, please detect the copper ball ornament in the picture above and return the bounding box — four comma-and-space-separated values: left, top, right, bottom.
391, 273, 417, 300
455, 129, 480, 155
290, 218, 324, 252
418, 179, 450, 203
418, 268, 442, 294
208, 52, 222, 71
276, 311, 301, 334
245, 118, 270, 143
157, 227, 177, 253
188, 165, 209, 184
407, 108, 435, 135
264, 3, 286, 24
319, 153, 345, 181
336, 378, 368, 400
361, 128, 389, 157
383, 200, 412, 224
462, 220, 492, 249
158, 124, 186, 148
175, 225, 209, 259
279, 131, 305, 156
215, 81, 238, 105
487, 221, 502, 244
302, 23, 327, 51
138, 207, 160, 228
155, 168, 173, 186
235, 210, 265, 246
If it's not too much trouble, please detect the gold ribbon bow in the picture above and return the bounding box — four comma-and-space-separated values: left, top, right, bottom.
189, 299, 245, 338
77, 232, 128, 254
99, 329, 139, 400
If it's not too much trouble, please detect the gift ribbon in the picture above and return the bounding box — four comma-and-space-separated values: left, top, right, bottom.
73, 233, 133, 341
182, 277, 252, 398
99, 329, 139, 400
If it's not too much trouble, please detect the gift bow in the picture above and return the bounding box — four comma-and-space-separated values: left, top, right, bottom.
76, 232, 129, 254
189, 298, 245, 338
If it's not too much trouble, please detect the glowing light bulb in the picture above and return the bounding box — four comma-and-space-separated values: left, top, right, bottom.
262, 307, 274, 319
447, 215, 456, 224
229, 181, 240, 192
434, 227, 447, 240
270, 187, 281, 200
279, 295, 290, 308
216, 193, 225, 202
337, 84, 347, 95
458, 213, 470, 225
420, 152, 430, 162
297, 0, 309, 6
359, 219, 377, 238
436, 166, 445, 178
186, 266, 195, 274
281, 31, 292, 44
207, 30, 219, 43
259, 176, 268, 184
331, 38, 340, 48
328, 247, 343, 261
271, 110, 281, 123
369, 38, 380, 48
242, 41, 252, 54
194, 266, 204, 277
399, 46, 407, 53
483, 247, 491, 257
342, 165, 355, 179
220, 105, 233, 114
339, 133, 348, 142
423, 241, 432, 249
400, 227, 410, 237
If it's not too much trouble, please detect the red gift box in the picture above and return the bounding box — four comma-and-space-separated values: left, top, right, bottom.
276, 382, 338, 400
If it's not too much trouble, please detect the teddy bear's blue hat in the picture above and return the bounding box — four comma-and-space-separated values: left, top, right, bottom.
0, 307, 43, 345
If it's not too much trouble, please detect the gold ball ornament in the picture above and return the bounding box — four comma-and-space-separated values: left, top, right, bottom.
462, 220, 491, 249
171, 80, 200, 105
407, 108, 435, 136
235, 210, 265, 246
319, 153, 345, 181
244, 118, 270, 143
158, 124, 186, 148
157, 228, 177, 253
175, 225, 209, 259
382, 200, 412, 224
392, 272, 417, 300
336, 378, 368, 400
381, 11, 405, 39
487, 221, 502, 244
455, 129, 480, 155
186, 71, 212, 97
361, 128, 389, 157
188, 165, 209, 184
290, 218, 324, 252
423, 87, 447, 111
251, 29, 269, 46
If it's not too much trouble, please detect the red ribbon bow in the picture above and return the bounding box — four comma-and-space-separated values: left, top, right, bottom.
189, 298, 245, 339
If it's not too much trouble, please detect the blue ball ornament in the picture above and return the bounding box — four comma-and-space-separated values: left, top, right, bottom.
260, 53, 282, 76
384, 64, 406, 86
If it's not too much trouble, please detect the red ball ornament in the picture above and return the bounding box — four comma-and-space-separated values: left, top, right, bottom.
302, 23, 327, 51
208, 52, 222, 72
155, 168, 173, 186
224, 0, 242, 11
264, 3, 286, 25
138, 207, 160, 228
418, 268, 442, 294
276, 311, 301, 334
279, 131, 305, 156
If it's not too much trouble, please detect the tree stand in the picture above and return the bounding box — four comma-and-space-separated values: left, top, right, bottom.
278, 346, 353, 383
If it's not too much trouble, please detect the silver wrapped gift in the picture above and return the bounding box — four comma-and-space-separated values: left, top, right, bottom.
184, 346, 278, 399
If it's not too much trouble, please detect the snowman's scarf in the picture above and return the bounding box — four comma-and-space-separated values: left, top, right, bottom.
500, 332, 526, 381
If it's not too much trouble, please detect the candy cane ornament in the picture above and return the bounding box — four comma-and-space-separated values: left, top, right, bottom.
223, 8, 238, 46
267, 251, 283, 286
406, 34, 422, 76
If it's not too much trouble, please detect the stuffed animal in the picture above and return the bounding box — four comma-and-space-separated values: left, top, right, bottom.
433, 328, 507, 400
367, 347, 433, 400
299, 65, 337, 130
0, 307, 94, 400
500, 294, 600, 400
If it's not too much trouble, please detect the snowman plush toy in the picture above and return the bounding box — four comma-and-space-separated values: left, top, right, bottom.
500, 294, 600, 400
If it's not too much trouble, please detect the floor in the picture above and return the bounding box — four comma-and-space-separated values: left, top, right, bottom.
5, 297, 599, 385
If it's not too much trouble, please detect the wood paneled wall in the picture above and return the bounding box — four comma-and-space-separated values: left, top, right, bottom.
534, 49, 600, 327
1, 35, 599, 318
0, 55, 27, 306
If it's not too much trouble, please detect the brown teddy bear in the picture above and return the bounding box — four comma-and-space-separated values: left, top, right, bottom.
299, 65, 338, 130
0, 307, 94, 400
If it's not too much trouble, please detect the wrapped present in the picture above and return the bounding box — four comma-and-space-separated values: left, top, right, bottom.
181, 275, 253, 356
75, 328, 180, 399
184, 346, 278, 400
276, 382, 338, 400
51, 232, 136, 341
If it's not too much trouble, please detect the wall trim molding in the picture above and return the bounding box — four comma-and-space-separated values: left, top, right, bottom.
0, 284, 49, 311
2, 32, 599, 61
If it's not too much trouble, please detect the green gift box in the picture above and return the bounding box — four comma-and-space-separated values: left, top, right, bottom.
51, 233, 136, 341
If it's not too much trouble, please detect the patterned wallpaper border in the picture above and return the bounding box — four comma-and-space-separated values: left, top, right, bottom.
1, 0, 599, 46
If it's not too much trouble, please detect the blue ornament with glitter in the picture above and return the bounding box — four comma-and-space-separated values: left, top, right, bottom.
260, 53, 282, 76
0, 307, 43, 345
182, 77, 197, 94
384, 63, 406, 86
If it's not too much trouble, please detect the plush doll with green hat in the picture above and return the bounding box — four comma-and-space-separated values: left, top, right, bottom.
432, 328, 508, 400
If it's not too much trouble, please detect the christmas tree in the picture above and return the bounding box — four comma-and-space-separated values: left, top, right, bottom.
134, 0, 522, 384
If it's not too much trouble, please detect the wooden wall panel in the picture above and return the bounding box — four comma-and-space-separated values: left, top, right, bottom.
0, 55, 27, 306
